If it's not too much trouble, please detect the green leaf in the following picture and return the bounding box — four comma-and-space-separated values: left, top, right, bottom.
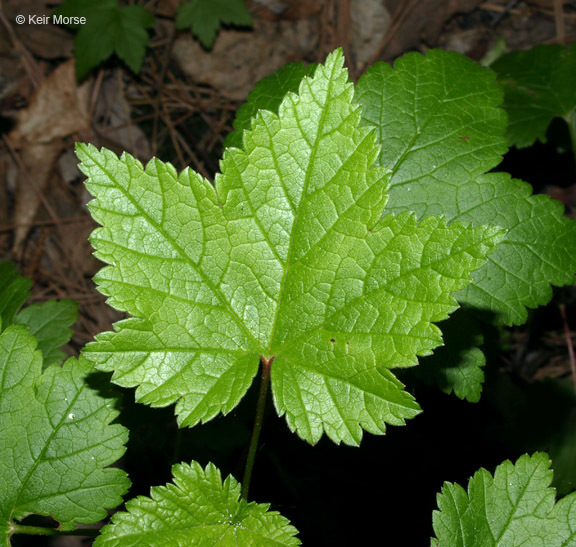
356, 49, 576, 326
412, 310, 485, 402
0, 325, 129, 538
78, 49, 503, 445
432, 453, 576, 546
54, 0, 155, 78
550, 411, 576, 497
15, 299, 78, 367
0, 262, 31, 332
96, 461, 300, 546
224, 62, 318, 149
176, 0, 252, 49
492, 42, 576, 149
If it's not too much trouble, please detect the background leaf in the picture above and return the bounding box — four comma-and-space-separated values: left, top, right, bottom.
96, 461, 300, 546
176, 0, 253, 49
15, 299, 78, 367
356, 49, 576, 327
0, 326, 129, 538
54, 0, 155, 78
432, 452, 576, 546
0, 261, 31, 331
409, 310, 485, 402
492, 42, 576, 149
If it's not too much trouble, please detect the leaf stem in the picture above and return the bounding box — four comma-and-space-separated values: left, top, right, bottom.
10, 522, 99, 537
241, 356, 274, 500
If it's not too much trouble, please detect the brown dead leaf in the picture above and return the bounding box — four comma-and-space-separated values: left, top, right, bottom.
8, 59, 90, 147
10, 141, 62, 255
7, 59, 91, 254
253, 0, 324, 20
379, 0, 485, 61
173, 17, 319, 100
351, 0, 391, 68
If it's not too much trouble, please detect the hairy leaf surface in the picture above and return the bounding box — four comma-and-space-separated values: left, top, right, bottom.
78, 50, 502, 445
492, 42, 576, 149
96, 461, 299, 546
176, 0, 252, 49
0, 326, 129, 540
432, 453, 576, 546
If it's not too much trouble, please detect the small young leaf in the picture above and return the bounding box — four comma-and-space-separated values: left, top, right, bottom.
95, 461, 300, 546
0, 261, 31, 331
412, 310, 485, 402
432, 453, 576, 546
356, 49, 576, 326
492, 42, 576, 149
224, 61, 318, 149
0, 326, 129, 537
78, 50, 503, 446
54, 0, 155, 78
15, 299, 78, 367
176, 0, 252, 49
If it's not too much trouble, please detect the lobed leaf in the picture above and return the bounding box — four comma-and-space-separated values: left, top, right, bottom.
0, 261, 31, 331
411, 310, 485, 402
95, 461, 300, 546
176, 0, 253, 49
15, 299, 78, 367
432, 453, 576, 546
54, 0, 154, 78
224, 61, 318, 149
78, 50, 503, 445
356, 49, 576, 326
492, 42, 576, 149
0, 326, 129, 539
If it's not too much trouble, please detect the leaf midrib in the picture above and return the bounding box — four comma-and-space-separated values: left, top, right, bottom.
11, 372, 85, 519
265, 62, 338, 356
88, 150, 261, 354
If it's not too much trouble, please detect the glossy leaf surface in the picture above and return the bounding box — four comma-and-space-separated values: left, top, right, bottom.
0, 326, 129, 541
356, 49, 576, 327
433, 453, 576, 546
96, 461, 299, 546
79, 50, 502, 445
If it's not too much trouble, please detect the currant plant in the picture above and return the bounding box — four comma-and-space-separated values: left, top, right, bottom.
176, 0, 253, 49
0, 262, 129, 543
54, 0, 253, 79
3, 46, 576, 544
433, 453, 576, 546
492, 42, 576, 155
77, 49, 503, 448
53, 0, 155, 79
